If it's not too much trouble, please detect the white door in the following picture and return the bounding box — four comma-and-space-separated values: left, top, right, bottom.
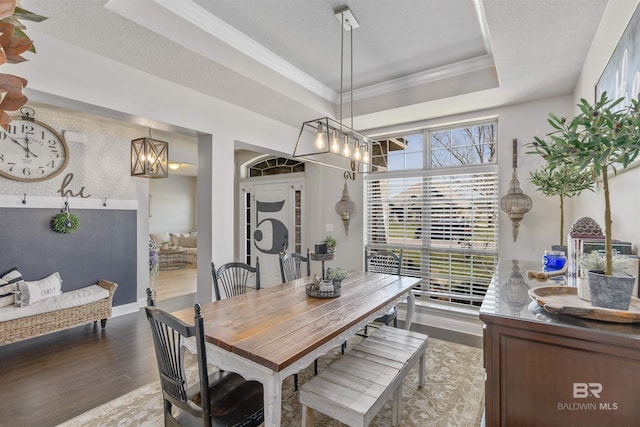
241, 180, 304, 286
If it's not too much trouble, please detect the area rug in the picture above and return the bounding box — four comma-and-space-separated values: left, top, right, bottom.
58, 337, 484, 427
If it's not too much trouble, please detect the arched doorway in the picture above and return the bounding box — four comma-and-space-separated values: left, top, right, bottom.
240, 156, 306, 286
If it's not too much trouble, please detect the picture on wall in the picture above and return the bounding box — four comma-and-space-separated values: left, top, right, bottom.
596, 3, 640, 107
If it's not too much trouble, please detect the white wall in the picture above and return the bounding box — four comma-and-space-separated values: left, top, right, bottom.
496, 95, 575, 259
305, 162, 365, 272
571, 0, 640, 253
149, 175, 197, 234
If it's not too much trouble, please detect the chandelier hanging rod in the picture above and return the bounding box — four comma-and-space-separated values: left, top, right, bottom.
293, 6, 385, 174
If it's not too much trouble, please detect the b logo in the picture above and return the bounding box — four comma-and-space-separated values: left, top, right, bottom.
573, 383, 602, 398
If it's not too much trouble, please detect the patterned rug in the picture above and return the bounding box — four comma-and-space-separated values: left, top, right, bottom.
58, 336, 484, 427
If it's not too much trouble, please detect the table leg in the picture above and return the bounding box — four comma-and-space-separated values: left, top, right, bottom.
404, 291, 416, 330
263, 374, 283, 427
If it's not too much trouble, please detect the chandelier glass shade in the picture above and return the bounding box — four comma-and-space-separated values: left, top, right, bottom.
131, 137, 169, 178
294, 117, 386, 173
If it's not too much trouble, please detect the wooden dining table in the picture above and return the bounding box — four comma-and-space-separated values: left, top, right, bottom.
172, 270, 420, 427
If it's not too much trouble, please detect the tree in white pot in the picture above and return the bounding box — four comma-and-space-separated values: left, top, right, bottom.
528, 93, 640, 309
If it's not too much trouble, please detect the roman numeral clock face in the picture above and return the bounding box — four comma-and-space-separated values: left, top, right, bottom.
0, 118, 69, 182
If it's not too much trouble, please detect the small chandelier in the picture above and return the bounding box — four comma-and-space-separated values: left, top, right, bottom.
131, 130, 169, 178
500, 138, 532, 241
294, 7, 386, 174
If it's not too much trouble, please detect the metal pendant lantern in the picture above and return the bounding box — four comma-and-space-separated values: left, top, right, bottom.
335, 181, 356, 235
500, 139, 532, 242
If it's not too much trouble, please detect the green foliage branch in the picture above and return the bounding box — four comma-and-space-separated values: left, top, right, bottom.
529, 165, 593, 246
527, 92, 640, 275
51, 212, 79, 234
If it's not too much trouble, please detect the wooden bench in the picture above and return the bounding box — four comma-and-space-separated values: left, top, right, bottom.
300, 325, 429, 426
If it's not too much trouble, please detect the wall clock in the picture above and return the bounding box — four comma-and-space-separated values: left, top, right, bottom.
0, 108, 69, 182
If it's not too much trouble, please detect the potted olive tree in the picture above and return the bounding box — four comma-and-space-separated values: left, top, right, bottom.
529, 163, 593, 250
529, 92, 640, 309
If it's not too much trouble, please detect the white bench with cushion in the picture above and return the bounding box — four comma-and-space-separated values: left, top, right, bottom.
300, 325, 429, 427
0, 268, 117, 345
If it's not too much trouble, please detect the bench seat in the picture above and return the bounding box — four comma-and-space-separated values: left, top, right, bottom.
300, 325, 429, 427
0, 280, 118, 345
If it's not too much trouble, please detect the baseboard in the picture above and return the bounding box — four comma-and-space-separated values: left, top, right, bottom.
112, 301, 141, 317
398, 301, 484, 338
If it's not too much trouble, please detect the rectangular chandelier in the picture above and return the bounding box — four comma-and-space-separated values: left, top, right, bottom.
131, 137, 169, 178
294, 117, 386, 173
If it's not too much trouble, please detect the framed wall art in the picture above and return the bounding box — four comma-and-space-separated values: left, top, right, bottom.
596, 3, 640, 107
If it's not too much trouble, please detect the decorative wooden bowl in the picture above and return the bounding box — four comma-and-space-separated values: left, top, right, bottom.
528, 286, 640, 323
306, 283, 341, 298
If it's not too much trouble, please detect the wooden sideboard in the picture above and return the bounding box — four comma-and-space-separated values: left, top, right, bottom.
479, 260, 640, 426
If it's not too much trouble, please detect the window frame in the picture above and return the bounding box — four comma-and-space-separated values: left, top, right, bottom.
364, 119, 499, 310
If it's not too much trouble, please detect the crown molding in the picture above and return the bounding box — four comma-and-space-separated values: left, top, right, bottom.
352, 55, 495, 101
154, 0, 338, 103
152, 0, 495, 106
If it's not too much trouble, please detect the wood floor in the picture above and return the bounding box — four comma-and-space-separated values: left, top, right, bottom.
0, 267, 480, 426
0, 272, 197, 427
150, 263, 197, 301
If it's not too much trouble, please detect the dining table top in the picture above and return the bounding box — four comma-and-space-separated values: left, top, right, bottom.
172, 270, 420, 372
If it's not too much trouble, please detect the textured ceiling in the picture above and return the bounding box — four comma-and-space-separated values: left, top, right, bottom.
21, 0, 609, 132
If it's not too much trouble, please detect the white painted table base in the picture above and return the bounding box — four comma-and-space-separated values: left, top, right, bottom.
185, 290, 416, 427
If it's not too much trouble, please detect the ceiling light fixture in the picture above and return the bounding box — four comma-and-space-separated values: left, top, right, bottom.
131, 129, 169, 178
293, 7, 386, 174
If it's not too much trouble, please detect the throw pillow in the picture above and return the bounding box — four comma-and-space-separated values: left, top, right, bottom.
179, 234, 197, 248
169, 233, 183, 247
0, 268, 22, 308
16, 272, 63, 307
150, 232, 171, 247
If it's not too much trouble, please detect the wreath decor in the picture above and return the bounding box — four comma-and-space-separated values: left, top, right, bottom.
51, 212, 79, 233
51, 199, 79, 234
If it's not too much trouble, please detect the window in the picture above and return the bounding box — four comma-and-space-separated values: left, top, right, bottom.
243, 191, 252, 265
248, 157, 305, 177
365, 121, 498, 308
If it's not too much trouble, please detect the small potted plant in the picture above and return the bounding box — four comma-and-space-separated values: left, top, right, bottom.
577, 251, 633, 306
529, 92, 640, 309
323, 235, 337, 254
327, 267, 348, 292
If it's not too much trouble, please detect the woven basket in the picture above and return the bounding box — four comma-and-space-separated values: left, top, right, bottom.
0, 279, 118, 345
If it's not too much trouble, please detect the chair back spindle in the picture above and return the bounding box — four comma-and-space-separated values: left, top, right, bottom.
145, 291, 264, 426
363, 248, 403, 329
279, 248, 311, 283
212, 258, 260, 301
365, 248, 403, 276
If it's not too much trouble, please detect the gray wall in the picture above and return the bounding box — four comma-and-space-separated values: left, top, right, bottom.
0, 207, 137, 306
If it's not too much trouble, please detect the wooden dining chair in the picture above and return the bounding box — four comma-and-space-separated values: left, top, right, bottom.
145, 301, 264, 427
363, 248, 403, 332
212, 257, 260, 301
279, 248, 310, 283
278, 248, 312, 390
